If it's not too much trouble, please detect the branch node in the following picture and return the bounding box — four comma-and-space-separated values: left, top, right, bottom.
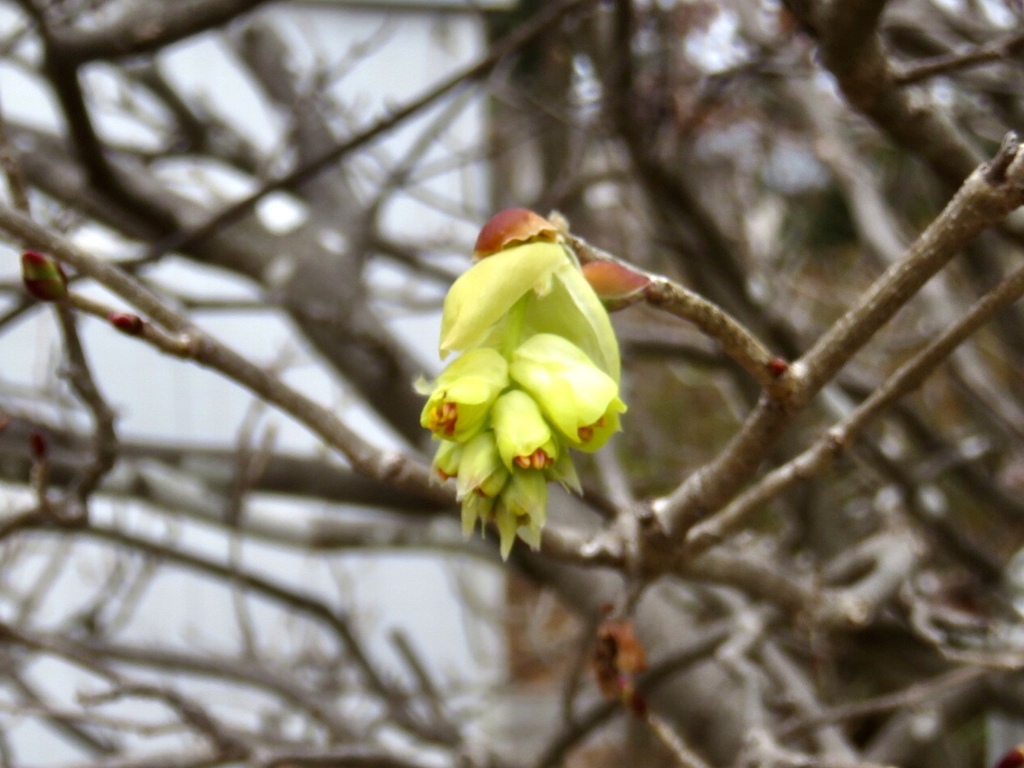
767, 357, 789, 377
984, 132, 1019, 186
108, 312, 145, 336
826, 427, 848, 457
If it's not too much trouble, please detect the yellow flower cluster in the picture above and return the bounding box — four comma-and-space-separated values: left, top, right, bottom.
417, 210, 626, 559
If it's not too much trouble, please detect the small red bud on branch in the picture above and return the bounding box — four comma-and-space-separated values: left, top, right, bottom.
582, 261, 651, 302
767, 357, 789, 377
21, 251, 68, 302
108, 312, 145, 336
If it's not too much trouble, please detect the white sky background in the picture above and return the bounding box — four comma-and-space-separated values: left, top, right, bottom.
0, 3, 507, 760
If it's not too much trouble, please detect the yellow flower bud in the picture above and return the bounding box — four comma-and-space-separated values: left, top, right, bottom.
490, 389, 560, 472
417, 348, 508, 443
511, 334, 626, 452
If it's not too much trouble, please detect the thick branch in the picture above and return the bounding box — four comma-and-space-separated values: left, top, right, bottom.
47, 0, 273, 64
792, 0, 981, 187
685, 255, 1024, 557
655, 134, 1024, 540
0, 202, 447, 502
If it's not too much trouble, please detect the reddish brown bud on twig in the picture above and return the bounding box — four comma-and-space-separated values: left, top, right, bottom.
21, 251, 68, 302
767, 357, 789, 377
582, 261, 651, 302
29, 431, 47, 461
108, 312, 144, 336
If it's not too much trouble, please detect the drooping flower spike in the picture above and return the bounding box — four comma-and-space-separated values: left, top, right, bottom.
418, 208, 626, 559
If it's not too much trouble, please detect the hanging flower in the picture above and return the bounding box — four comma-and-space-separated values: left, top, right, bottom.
417, 348, 508, 443
490, 389, 560, 472
461, 488, 500, 545
454, 431, 550, 560
456, 431, 509, 543
418, 209, 627, 560
510, 333, 626, 452
456, 431, 509, 504
494, 468, 549, 559
431, 440, 463, 481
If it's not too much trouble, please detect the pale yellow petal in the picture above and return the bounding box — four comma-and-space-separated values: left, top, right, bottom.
440, 242, 567, 356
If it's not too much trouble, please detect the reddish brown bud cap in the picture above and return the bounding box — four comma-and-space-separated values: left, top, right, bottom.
473, 208, 558, 259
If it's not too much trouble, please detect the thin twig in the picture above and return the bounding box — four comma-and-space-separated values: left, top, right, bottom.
139, 0, 599, 265
0, 93, 31, 213
0, 203, 447, 502
17, 520, 454, 747
54, 304, 118, 511
653, 134, 1024, 546
778, 666, 988, 738
567, 232, 779, 387
894, 30, 1024, 86
644, 710, 714, 768
532, 620, 733, 768
684, 255, 1024, 558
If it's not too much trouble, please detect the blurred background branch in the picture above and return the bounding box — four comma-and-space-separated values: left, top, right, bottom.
1, 1, 1024, 767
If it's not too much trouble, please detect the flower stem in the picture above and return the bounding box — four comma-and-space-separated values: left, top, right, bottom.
501, 296, 528, 359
